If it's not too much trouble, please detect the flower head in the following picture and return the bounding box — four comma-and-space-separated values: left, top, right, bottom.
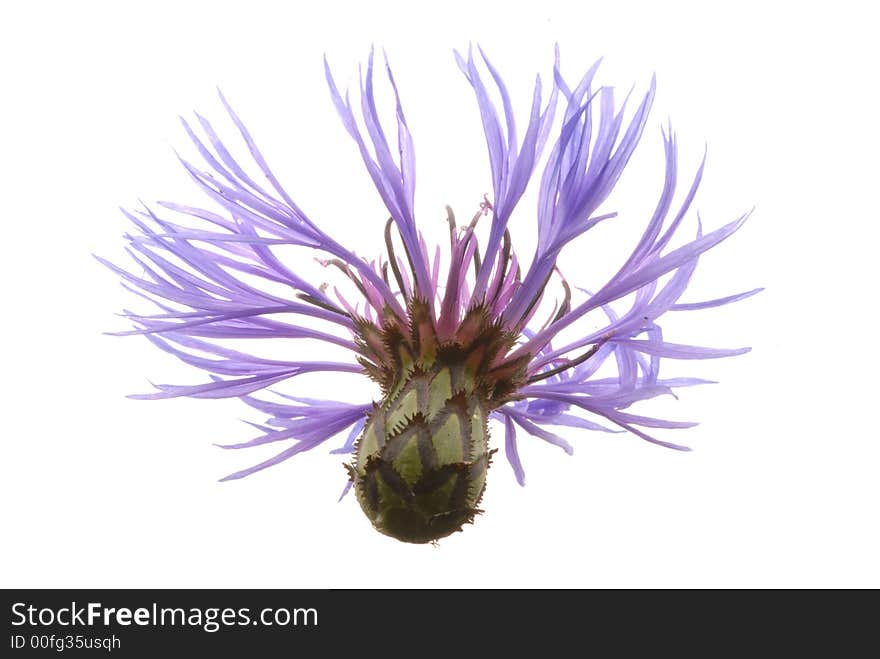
104, 46, 758, 543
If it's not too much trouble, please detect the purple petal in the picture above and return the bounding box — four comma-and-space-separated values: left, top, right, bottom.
612, 339, 751, 360
497, 412, 526, 486
671, 287, 764, 311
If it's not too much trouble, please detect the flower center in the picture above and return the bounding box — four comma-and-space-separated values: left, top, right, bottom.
348, 300, 529, 543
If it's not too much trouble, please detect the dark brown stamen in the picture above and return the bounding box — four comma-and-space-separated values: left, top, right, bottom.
518, 268, 554, 326
488, 228, 513, 307
295, 293, 352, 317
317, 257, 370, 299
384, 218, 409, 299
552, 269, 572, 324
526, 339, 607, 384
446, 206, 457, 249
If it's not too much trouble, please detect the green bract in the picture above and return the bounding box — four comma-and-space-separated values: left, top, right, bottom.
350, 300, 528, 543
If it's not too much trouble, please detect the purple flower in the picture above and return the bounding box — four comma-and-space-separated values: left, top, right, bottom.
103, 46, 758, 542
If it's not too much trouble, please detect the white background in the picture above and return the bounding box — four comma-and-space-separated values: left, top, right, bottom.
1, 0, 877, 588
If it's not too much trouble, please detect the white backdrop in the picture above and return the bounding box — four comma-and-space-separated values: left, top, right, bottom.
1, 0, 877, 588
